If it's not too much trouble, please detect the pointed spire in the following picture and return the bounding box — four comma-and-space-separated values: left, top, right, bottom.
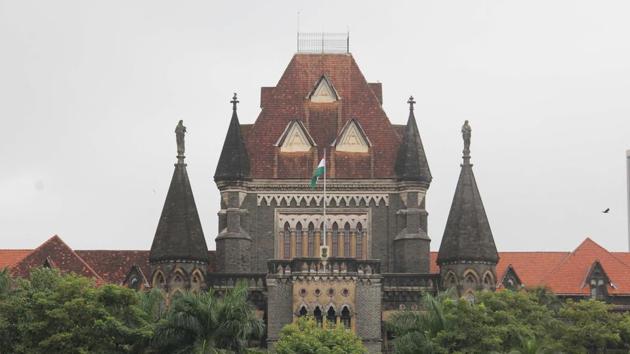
150, 122, 209, 264
395, 96, 432, 183
214, 93, 250, 181
437, 121, 498, 265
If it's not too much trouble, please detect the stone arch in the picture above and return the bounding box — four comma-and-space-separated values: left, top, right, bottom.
463, 269, 480, 289
443, 270, 458, 289
296, 222, 303, 258
191, 269, 204, 292
313, 305, 324, 326
340, 304, 352, 329
307, 222, 315, 257
152, 270, 166, 289
482, 271, 495, 289
283, 222, 291, 259
332, 222, 339, 257
170, 267, 188, 290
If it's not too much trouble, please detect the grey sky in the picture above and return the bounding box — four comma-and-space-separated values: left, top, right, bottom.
1, 0, 629, 252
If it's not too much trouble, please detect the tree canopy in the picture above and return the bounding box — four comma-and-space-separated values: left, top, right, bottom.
275, 316, 367, 354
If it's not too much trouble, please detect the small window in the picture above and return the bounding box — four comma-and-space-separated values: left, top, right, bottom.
298, 305, 308, 317
307, 223, 315, 257
296, 222, 303, 258
326, 307, 336, 325
314, 307, 323, 326
332, 223, 339, 257
283, 222, 291, 259
356, 223, 363, 259
343, 223, 350, 257
341, 307, 351, 329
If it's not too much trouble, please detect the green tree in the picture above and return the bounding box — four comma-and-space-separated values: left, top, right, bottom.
552, 299, 623, 353
275, 316, 367, 354
152, 283, 264, 354
0, 268, 152, 354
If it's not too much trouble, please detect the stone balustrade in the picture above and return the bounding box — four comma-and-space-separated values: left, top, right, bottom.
267, 257, 381, 276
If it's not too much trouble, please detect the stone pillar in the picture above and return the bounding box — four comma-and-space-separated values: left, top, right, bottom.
266, 275, 293, 349
394, 191, 431, 272
216, 190, 252, 272
356, 275, 383, 354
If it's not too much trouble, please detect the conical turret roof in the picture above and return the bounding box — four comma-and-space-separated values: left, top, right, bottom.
395, 97, 432, 183
437, 121, 498, 264
150, 122, 208, 264
214, 93, 250, 181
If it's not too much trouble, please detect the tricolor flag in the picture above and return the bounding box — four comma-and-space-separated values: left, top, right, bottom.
310, 158, 326, 188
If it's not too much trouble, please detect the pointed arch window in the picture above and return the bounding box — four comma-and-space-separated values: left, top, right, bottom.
314, 307, 323, 326
332, 223, 339, 257
326, 307, 337, 325
153, 271, 166, 290
191, 270, 204, 293
341, 306, 351, 329
307, 222, 315, 257
343, 223, 351, 257
298, 305, 308, 317
464, 271, 479, 290
356, 223, 363, 259
296, 222, 303, 258
482, 272, 494, 290
283, 222, 291, 259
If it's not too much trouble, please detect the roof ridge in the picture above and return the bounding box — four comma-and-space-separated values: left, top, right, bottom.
52, 236, 105, 282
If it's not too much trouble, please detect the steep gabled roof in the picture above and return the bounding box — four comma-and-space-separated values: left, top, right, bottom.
437, 125, 498, 264
539, 238, 630, 295
395, 100, 431, 183
214, 96, 250, 181
246, 53, 403, 179
76, 250, 151, 285
150, 160, 209, 264
11, 235, 103, 282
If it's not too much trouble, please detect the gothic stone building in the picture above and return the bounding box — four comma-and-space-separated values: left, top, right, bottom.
4, 52, 630, 353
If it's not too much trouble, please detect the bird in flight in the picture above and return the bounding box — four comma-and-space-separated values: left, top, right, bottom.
602, 208, 610, 213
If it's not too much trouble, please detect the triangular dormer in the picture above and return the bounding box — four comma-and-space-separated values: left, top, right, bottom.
275, 120, 316, 153
585, 261, 610, 299
333, 119, 370, 153
308, 75, 339, 103
500, 265, 522, 290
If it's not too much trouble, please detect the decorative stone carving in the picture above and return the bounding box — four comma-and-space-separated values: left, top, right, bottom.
257, 193, 389, 207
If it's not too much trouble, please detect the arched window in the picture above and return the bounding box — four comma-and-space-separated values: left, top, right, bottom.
343, 223, 350, 257
482, 272, 494, 289
296, 222, 303, 258
191, 270, 204, 293
153, 271, 165, 289
326, 307, 336, 325
332, 223, 339, 257
443, 271, 457, 289
356, 223, 363, 259
314, 307, 323, 326
464, 271, 479, 290
283, 222, 291, 259
341, 306, 351, 329
172, 270, 185, 289
307, 222, 315, 257
298, 305, 308, 317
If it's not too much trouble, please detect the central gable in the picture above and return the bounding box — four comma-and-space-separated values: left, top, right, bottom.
245, 53, 402, 179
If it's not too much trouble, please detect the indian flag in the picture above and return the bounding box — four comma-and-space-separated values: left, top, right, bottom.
310, 158, 326, 188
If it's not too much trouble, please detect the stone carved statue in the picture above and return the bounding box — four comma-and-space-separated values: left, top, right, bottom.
461, 120, 471, 154
175, 120, 186, 157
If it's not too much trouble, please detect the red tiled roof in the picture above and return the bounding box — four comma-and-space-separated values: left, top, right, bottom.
246, 54, 402, 179
11, 235, 104, 283
0, 249, 32, 269
432, 238, 630, 296
539, 238, 630, 295
76, 250, 151, 285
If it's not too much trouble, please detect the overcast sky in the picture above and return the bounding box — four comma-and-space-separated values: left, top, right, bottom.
1, 0, 629, 253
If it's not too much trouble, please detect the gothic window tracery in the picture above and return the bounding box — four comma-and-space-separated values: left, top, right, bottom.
153, 271, 165, 290
343, 222, 350, 257
332, 223, 339, 257
296, 222, 303, 257
356, 223, 363, 259
283, 222, 291, 259
307, 222, 315, 257
341, 306, 351, 329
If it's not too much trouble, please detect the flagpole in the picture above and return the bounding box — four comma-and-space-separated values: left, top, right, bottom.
323, 148, 327, 251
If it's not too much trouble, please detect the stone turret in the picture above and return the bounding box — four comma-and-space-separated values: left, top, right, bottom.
393, 97, 432, 272
149, 120, 209, 295
437, 121, 498, 295
214, 93, 252, 273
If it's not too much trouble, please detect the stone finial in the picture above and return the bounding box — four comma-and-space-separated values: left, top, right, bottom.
407, 96, 416, 112
175, 120, 186, 163
461, 120, 471, 163
231, 92, 239, 112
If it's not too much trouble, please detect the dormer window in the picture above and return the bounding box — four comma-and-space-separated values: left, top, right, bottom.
333, 119, 370, 153
275, 120, 316, 153
308, 75, 339, 103
586, 261, 609, 300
